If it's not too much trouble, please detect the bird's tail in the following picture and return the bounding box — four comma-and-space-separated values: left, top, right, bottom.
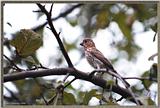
118, 75, 130, 88
111, 70, 140, 104
112, 70, 130, 88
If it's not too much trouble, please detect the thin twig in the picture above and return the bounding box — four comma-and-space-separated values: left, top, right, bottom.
49, 3, 54, 17
39, 63, 49, 69
32, 10, 42, 13
7, 22, 12, 27
64, 77, 76, 89
148, 53, 158, 61
32, 4, 83, 32
3, 55, 24, 71
153, 32, 157, 42
63, 73, 70, 83
48, 94, 57, 105
123, 77, 157, 82
116, 96, 124, 102
46, 26, 51, 30
53, 93, 59, 106
41, 94, 48, 105
28, 64, 49, 70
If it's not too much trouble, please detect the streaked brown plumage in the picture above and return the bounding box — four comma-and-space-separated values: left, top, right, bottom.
80, 38, 130, 87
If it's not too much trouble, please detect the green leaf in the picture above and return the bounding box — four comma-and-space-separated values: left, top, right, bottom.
77, 91, 86, 104
147, 97, 155, 105
13, 80, 26, 92
63, 91, 76, 105
36, 98, 45, 105
68, 19, 78, 27
93, 93, 101, 100
13, 79, 43, 102
63, 38, 76, 52
64, 82, 75, 90
114, 12, 132, 40
31, 82, 42, 98
96, 11, 109, 29
10, 29, 42, 57
83, 89, 97, 105
107, 80, 115, 85
129, 4, 156, 21
142, 71, 152, 90
149, 63, 157, 80
112, 11, 142, 61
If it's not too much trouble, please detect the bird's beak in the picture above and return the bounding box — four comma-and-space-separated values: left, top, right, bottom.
80, 42, 83, 46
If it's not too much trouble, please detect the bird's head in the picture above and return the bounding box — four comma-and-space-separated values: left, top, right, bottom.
80, 38, 96, 49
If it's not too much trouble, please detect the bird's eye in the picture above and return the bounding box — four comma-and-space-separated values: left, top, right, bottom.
84, 40, 87, 43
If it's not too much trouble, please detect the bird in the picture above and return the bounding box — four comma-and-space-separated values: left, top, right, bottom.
80, 38, 130, 88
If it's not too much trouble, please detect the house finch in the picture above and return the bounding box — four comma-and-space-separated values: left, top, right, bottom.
80, 38, 130, 87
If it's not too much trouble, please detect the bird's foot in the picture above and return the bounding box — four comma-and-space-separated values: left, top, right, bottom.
89, 71, 96, 78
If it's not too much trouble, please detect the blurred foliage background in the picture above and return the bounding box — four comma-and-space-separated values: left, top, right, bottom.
3, 3, 157, 105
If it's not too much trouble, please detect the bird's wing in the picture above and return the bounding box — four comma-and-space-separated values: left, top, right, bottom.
89, 49, 115, 71
90, 49, 130, 87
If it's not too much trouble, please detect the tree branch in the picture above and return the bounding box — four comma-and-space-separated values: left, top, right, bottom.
4, 68, 143, 105
33, 4, 83, 32
37, 3, 73, 68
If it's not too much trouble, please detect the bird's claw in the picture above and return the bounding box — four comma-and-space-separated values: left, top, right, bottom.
89, 72, 95, 78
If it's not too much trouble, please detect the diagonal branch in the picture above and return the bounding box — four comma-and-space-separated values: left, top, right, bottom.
3, 68, 143, 105
37, 3, 73, 68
